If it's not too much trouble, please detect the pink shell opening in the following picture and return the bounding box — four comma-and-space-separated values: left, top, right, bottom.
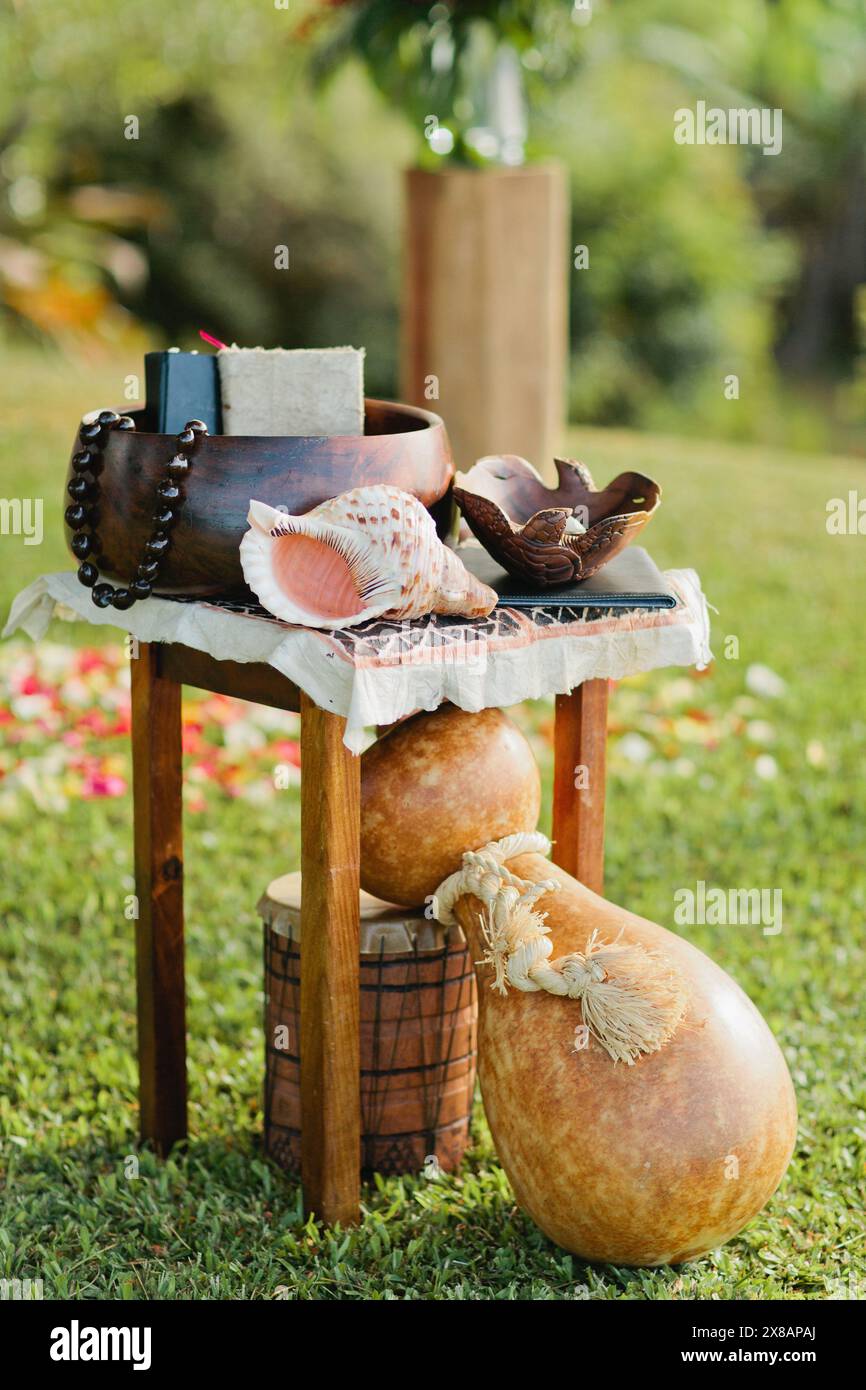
271, 533, 365, 621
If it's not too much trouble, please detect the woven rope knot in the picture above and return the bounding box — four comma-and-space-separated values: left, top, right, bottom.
432, 833, 687, 1064
560, 953, 609, 992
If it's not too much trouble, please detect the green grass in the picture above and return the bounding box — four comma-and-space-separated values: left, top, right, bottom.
1, 351, 864, 1300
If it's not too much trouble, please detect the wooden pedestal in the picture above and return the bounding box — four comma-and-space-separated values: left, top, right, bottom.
401, 163, 569, 476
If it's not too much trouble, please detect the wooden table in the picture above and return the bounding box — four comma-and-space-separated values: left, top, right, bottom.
131, 640, 608, 1227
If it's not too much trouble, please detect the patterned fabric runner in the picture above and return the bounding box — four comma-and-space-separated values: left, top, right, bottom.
4, 570, 712, 752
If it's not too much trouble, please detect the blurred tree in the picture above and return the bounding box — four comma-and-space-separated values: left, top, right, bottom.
0, 0, 409, 392
747, 0, 866, 382
304, 0, 586, 164
1, 0, 864, 447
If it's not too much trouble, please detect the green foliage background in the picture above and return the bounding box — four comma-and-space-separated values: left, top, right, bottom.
2, 0, 866, 448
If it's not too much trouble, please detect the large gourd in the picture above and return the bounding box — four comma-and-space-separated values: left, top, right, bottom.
360, 706, 797, 1266
361, 704, 541, 908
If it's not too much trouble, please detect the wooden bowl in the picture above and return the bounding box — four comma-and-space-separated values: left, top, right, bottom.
64, 399, 454, 597
453, 454, 661, 588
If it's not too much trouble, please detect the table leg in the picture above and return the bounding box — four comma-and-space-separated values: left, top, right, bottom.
551, 679, 609, 895
299, 694, 361, 1226
130, 642, 187, 1154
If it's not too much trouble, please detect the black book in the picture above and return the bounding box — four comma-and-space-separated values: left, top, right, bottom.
458, 544, 677, 610
144, 350, 222, 434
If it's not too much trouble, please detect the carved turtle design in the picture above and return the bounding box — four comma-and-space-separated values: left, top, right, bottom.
452, 454, 662, 588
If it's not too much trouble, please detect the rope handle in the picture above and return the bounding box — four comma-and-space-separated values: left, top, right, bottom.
432, 833, 687, 1065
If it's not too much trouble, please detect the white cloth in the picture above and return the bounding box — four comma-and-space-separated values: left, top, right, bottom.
4, 570, 712, 753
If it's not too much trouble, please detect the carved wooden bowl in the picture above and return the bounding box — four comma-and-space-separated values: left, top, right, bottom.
453, 454, 661, 588
63, 399, 454, 597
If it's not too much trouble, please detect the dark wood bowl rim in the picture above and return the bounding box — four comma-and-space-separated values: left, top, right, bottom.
111, 397, 445, 444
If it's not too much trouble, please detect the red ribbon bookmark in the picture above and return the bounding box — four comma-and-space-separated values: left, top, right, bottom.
199, 329, 228, 350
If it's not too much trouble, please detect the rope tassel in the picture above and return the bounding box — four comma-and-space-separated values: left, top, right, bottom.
433, 833, 687, 1065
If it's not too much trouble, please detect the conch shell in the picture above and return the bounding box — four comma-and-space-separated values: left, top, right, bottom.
240, 486, 497, 628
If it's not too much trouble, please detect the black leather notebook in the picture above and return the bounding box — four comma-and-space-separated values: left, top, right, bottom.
144, 350, 222, 434
458, 544, 677, 610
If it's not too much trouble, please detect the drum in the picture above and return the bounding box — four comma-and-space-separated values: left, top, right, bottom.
259, 873, 478, 1177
